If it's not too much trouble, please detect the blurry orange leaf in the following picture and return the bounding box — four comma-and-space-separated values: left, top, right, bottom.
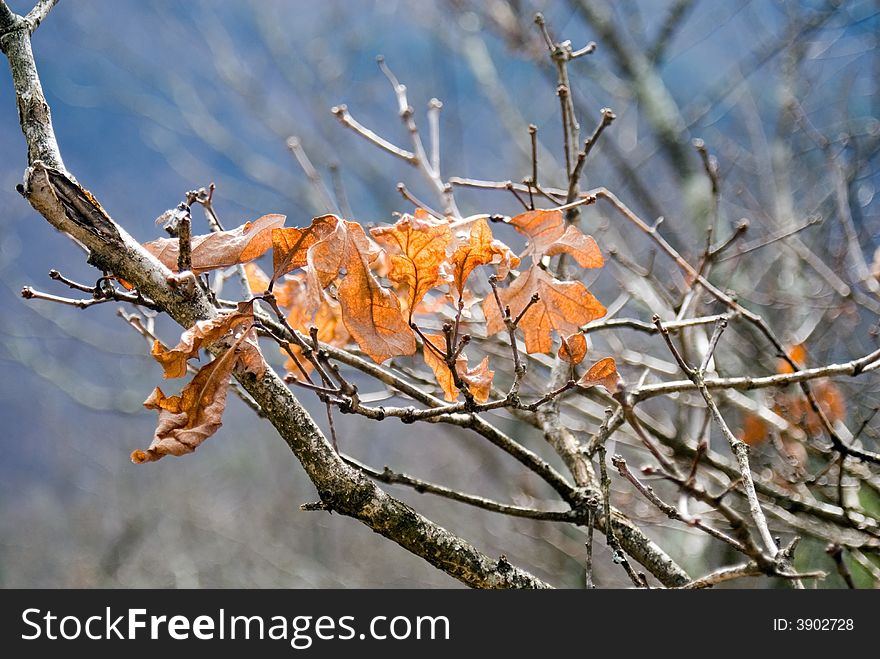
133, 344, 238, 464
447, 218, 520, 299
774, 380, 845, 435
814, 381, 845, 425
150, 301, 263, 379
244, 263, 270, 295
484, 265, 606, 354
577, 357, 619, 391
310, 221, 415, 363
558, 333, 587, 365
279, 274, 350, 376
270, 214, 339, 284
778, 343, 808, 374
508, 209, 603, 268
422, 334, 494, 403
370, 213, 452, 318
145, 214, 285, 274
740, 413, 769, 446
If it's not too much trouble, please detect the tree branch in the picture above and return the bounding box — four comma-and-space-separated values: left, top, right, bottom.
2, 6, 550, 590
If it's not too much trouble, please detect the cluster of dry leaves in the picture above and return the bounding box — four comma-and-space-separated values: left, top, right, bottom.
132, 207, 614, 462
739, 344, 846, 480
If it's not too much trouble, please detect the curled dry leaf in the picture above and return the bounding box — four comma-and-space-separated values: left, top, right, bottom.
577, 357, 620, 392
483, 265, 606, 354
270, 214, 339, 284
150, 301, 262, 379
558, 332, 587, 365
144, 213, 285, 274
137, 304, 266, 464
460, 356, 494, 403
133, 343, 238, 464
422, 334, 494, 403
507, 209, 603, 268
370, 212, 452, 318
309, 220, 415, 363
446, 218, 520, 299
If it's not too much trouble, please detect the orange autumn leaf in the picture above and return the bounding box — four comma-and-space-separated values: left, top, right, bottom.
484, 265, 606, 354
778, 343, 808, 374
558, 333, 587, 365
244, 262, 270, 295
144, 213, 285, 274
740, 413, 769, 446
460, 356, 494, 403
446, 218, 520, 299
370, 213, 452, 318
422, 334, 458, 401
742, 413, 770, 445
309, 221, 416, 363
577, 357, 619, 391
133, 343, 238, 464
776, 381, 846, 435
150, 301, 263, 379
278, 273, 350, 375
508, 209, 603, 268
421, 334, 494, 403
270, 214, 340, 284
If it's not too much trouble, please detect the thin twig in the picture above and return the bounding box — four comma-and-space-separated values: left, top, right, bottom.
343, 454, 577, 522
287, 136, 338, 214
331, 104, 417, 164
654, 315, 778, 556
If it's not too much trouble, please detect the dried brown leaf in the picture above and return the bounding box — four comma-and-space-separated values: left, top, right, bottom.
144, 213, 285, 274
577, 357, 619, 392
133, 343, 238, 464
483, 265, 606, 354
310, 221, 415, 363
558, 333, 587, 365
270, 214, 340, 284
508, 209, 603, 268
370, 213, 452, 318
151, 301, 264, 380
447, 218, 520, 298
421, 334, 494, 403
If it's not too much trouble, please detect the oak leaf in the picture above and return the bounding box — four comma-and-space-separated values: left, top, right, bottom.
309, 221, 415, 363
422, 334, 494, 403
270, 214, 340, 284
508, 209, 603, 268
278, 273, 350, 375
558, 333, 587, 365
144, 213, 285, 274
484, 265, 606, 354
370, 213, 452, 318
446, 218, 520, 299
133, 345, 238, 464
577, 357, 620, 392
150, 301, 263, 379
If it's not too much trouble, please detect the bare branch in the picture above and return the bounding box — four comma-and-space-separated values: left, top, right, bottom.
24, 0, 58, 34
331, 104, 417, 164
